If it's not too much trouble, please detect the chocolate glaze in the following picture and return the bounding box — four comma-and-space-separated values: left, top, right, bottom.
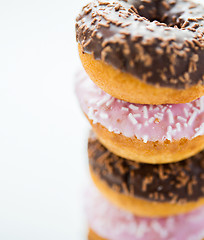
88, 132, 204, 204
76, 0, 204, 89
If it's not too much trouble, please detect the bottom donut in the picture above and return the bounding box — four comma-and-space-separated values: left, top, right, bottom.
85, 184, 204, 240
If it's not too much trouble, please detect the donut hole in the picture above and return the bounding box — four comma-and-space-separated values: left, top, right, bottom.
159, 12, 186, 29
131, 0, 185, 29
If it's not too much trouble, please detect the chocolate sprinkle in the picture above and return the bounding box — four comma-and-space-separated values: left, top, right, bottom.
76, 0, 204, 89
88, 132, 204, 203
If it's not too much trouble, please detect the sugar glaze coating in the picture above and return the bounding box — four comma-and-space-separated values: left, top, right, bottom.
76, 70, 204, 142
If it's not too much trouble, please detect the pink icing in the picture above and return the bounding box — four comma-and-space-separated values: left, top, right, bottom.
75, 70, 204, 142
85, 183, 204, 240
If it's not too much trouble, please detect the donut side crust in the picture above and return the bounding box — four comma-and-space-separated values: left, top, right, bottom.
86, 115, 204, 164
79, 46, 204, 105
88, 229, 107, 240
90, 168, 204, 217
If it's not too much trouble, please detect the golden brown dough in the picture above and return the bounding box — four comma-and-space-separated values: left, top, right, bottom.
87, 116, 204, 164
90, 168, 204, 218
79, 45, 204, 105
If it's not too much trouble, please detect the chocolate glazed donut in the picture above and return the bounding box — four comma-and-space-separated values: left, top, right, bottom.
76, 0, 204, 104
88, 133, 204, 204
88, 132, 204, 217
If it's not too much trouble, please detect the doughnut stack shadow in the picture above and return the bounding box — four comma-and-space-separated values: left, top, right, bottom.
75, 0, 204, 239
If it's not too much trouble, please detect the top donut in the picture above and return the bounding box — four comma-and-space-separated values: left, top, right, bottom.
76, 0, 204, 104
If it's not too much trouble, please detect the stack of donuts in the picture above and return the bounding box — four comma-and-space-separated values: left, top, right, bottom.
75, 0, 204, 239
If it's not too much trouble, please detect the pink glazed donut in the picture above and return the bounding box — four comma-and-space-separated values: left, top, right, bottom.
85, 184, 204, 240
76, 69, 204, 164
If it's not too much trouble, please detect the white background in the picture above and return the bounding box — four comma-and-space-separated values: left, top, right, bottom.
0, 0, 89, 239
0, 0, 203, 239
